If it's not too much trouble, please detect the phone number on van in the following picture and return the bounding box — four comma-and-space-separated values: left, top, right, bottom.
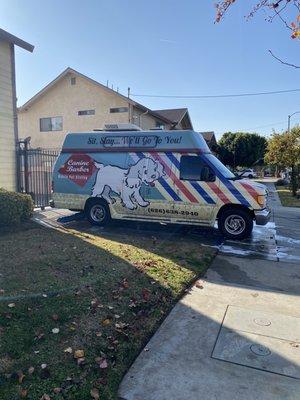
147, 208, 199, 217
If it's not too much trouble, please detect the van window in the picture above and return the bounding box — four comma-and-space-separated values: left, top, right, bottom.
180, 156, 215, 182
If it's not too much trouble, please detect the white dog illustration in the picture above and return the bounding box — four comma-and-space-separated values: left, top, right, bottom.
91, 157, 165, 210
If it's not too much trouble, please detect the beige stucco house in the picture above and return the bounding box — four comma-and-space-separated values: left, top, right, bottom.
18, 68, 193, 149
0, 28, 33, 191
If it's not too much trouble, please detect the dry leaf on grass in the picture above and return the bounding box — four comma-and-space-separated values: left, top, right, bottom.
28, 366, 35, 375
64, 347, 73, 354
8, 303, 15, 308
74, 349, 85, 359
101, 318, 111, 326
90, 388, 100, 399
20, 388, 28, 398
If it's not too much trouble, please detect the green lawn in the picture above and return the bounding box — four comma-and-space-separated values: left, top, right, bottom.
276, 185, 300, 208
0, 221, 215, 400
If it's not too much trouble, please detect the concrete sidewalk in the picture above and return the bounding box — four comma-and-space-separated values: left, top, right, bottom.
119, 198, 300, 400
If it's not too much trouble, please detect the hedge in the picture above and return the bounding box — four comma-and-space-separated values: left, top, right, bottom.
0, 188, 34, 226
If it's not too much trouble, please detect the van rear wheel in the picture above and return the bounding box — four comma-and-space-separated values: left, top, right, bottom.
86, 199, 111, 226
218, 208, 253, 240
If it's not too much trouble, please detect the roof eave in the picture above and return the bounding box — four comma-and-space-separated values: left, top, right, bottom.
0, 28, 34, 52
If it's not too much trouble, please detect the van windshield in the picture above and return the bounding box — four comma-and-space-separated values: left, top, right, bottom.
205, 154, 236, 179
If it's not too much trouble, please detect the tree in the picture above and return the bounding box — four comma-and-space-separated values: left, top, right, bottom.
217, 132, 267, 168
215, 1, 300, 68
265, 127, 300, 195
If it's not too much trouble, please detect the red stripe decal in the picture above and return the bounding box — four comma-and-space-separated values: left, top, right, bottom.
239, 182, 259, 202
152, 152, 198, 203
207, 183, 231, 204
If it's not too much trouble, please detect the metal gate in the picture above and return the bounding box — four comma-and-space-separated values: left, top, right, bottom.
17, 140, 59, 208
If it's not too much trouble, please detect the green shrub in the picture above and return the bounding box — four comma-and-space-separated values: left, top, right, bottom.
0, 189, 33, 226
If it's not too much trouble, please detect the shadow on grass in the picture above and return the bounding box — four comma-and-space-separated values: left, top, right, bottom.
0, 221, 216, 400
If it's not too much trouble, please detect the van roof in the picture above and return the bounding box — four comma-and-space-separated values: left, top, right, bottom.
61, 130, 211, 154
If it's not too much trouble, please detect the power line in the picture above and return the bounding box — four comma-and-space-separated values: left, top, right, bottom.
131, 88, 300, 99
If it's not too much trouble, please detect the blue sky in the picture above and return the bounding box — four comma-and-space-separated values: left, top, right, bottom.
1, 0, 300, 139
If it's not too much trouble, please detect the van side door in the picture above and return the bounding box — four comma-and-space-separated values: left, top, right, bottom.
174, 154, 217, 224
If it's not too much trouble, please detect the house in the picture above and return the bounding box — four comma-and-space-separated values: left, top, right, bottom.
0, 28, 33, 191
201, 131, 217, 150
18, 67, 193, 149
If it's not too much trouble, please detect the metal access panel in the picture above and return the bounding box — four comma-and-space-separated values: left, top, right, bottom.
212, 306, 300, 379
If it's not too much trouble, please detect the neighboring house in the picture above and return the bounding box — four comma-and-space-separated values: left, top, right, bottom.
201, 131, 217, 150
18, 67, 193, 149
0, 28, 33, 191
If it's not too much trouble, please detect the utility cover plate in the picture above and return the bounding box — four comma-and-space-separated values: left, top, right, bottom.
212, 306, 300, 379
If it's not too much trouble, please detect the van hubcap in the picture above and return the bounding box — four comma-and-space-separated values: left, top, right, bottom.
90, 204, 105, 222
224, 215, 246, 235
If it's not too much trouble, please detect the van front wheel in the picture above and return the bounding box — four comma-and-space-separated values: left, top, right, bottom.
218, 209, 253, 240
86, 200, 111, 226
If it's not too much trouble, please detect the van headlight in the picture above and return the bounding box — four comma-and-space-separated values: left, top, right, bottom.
257, 195, 266, 207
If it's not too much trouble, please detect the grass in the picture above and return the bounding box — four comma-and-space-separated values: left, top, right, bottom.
0, 221, 215, 400
276, 185, 300, 208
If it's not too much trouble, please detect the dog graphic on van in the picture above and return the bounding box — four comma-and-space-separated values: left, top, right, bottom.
91, 157, 165, 210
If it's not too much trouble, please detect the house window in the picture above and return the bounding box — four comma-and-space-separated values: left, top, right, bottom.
71, 77, 76, 85
40, 116, 63, 132
180, 155, 215, 182
78, 110, 95, 116
156, 121, 165, 129
110, 107, 128, 113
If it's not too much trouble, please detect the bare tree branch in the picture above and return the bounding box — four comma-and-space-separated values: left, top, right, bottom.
268, 49, 300, 67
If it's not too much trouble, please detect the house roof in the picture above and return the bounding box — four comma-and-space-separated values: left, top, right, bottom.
201, 131, 217, 144
0, 28, 34, 52
18, 67, 174, 125
153, 108, 188, 124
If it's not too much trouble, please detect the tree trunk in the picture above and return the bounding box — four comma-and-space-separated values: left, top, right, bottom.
291, 165, 297, 196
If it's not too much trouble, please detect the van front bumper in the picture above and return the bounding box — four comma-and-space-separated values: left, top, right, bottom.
254, 208, 271, 226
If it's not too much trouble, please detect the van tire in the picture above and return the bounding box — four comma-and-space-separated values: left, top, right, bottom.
248, 174, 253, 179
218, 208, 253, 240
85, 199, 111, 227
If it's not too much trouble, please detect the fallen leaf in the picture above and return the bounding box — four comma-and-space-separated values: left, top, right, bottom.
51, 314, 59, 321
41, 364, 47, 369
77, 357, 85, 366
17, 370, 25, 383
74, 350, 85, 359
52, 387, 61, 394
40, 394, 51, 400
122, 279, 129, 289
101, 318, 111, 326
64, 347, 73, 354
28, 366, 35, 375
42, 294, 48, 298
20, 388, 28, 398
99, 358, 108, 369
115, 322, 128, 329
141, 288, 151, 302
0, 289, 5, 294
51, 328, 60, 334
90, 388, 99, 400
95, 331, 102, 337
8, 303, 15, 308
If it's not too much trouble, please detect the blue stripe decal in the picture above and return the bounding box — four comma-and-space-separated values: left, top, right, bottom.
135, 152, 182, 202
165, 152, 216, 205
201, 154, 251, 207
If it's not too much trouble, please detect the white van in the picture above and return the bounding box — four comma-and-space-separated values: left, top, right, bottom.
51, 125, 270, 239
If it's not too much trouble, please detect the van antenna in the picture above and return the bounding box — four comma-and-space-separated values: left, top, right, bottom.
127, 87, 130, 98
106, 80, 109, 87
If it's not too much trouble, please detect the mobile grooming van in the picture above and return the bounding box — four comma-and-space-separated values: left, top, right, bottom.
51, 124, 270, 239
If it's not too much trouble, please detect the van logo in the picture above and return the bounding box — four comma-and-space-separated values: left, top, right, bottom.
58, 154, 96, 187
91, 157, 165, 210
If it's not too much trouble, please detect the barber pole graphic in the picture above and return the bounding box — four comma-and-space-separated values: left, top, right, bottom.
58, 154, 96, 187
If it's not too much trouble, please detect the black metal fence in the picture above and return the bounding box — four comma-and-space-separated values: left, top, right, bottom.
17, 141, 59, 208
